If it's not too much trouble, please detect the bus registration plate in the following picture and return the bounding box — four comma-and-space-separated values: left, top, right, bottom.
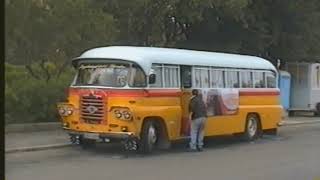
83, 133, 100, 140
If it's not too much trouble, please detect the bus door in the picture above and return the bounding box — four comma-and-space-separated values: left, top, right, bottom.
180, 65, 192, 136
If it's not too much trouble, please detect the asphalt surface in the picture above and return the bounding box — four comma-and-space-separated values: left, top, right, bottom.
5, 123, 320, 180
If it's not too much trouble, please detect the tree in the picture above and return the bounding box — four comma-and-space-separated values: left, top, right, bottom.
5, 0, 118, 80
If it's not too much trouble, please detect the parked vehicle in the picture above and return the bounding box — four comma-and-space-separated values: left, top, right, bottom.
285, 62, 320, 116
57, 46, 282, 153
279, 70, 291, 112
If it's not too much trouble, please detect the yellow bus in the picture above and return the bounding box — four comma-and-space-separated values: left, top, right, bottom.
57, 46, 282, 153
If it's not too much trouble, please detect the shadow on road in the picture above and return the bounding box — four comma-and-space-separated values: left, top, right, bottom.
73, 134, 287, 159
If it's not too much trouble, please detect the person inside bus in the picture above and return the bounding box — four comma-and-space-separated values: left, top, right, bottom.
189, 89, 207, 152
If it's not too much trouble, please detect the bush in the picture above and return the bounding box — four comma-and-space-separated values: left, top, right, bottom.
5, 63, 75, 124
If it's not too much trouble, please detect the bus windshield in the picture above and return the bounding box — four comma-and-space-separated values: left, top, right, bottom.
74, 63, 146, 87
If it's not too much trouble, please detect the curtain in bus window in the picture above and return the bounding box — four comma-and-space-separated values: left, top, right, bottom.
240, 71, 253, 88
226, 71, 239, 88
266, 72, 276, 88
164, 66, 179, 88
194, 69, 202, 88
150, 66, 163, 87
253, 72, 265, 88
211, 70, 224, 88
200, 69, 210, 88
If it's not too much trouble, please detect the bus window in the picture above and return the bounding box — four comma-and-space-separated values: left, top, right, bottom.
75, 64, 129, 87
181, 66, 192, 88
225, 70, 239, 88
129, 65, 146, 87
194, 67, 210, 88
164, 65, 179, 88
253, 71, 265, 88
266, 72, 276, 88
210, 69, 224, 88
240, 71, 253, 88
149, 65, 163, 88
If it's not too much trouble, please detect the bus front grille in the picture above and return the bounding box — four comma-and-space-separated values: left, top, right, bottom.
80, 95, 105, 124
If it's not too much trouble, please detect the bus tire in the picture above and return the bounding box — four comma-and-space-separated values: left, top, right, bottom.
80, 138, 96, 149
242, 114, 261, 141
139, 120, 158, 154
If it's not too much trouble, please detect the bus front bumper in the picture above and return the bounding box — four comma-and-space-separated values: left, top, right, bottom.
65, 130, 137, 142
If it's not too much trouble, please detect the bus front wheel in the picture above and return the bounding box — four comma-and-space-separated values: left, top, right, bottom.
242, 114, 261, 141
139, 121, 158, 154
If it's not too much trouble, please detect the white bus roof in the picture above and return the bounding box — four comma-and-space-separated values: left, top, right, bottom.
74, 46, 277, 73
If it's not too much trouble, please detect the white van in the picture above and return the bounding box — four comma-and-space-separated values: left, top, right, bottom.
285, 62, 320, 116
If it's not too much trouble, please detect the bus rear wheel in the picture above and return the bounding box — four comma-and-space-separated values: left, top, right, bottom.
242, 114, 261, 141
139, 121, 158, 154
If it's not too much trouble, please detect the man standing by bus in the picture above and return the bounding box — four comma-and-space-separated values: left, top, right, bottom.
189, 89, 207, 152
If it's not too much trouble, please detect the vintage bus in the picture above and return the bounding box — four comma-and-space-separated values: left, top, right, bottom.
57, 46, 282, 153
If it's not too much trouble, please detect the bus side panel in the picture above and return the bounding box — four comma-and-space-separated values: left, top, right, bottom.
204, 115, 242, 136
238, 94, 282, 131
203, 90, 281, 136
133, 96, 182, 140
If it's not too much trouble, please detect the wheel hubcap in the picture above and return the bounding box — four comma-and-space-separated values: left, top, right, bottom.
148, 125, 157, 145
248, 118, 257, 138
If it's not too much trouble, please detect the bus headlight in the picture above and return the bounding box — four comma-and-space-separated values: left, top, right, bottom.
57, 104, 74, 117
114, 110, 122, 118
113, 108, 132, 120
123, 111, 132, 120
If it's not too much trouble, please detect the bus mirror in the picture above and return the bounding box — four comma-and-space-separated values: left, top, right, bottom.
149, 74, 156, 84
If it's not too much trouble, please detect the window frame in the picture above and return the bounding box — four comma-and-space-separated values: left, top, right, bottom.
209, 68, 225, 88
252, 70, 267, 88
265, 71, 277, 88
224, 69, 240, 88
148, 63, 180, 89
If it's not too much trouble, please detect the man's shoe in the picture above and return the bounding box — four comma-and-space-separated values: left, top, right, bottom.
197, 147, 203, 152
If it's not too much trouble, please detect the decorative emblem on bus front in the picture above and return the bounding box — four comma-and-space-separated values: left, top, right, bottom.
87, 106, 98, 114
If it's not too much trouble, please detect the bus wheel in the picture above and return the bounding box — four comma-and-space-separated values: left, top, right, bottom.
243, 114, 260, 141
80, 138, 96, 149
140, 121, 158, 154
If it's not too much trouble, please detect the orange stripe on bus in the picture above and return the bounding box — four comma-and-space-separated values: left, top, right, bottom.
69, 88, 279, 97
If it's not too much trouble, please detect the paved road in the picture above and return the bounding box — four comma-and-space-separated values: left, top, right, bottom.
6, 123, 320, 180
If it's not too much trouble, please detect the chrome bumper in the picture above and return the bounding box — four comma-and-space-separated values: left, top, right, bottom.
65, 129, 136, 140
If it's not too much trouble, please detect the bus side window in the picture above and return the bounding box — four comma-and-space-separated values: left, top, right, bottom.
194, 67, 210, 88
240, 71, 253, 88
253, 71, 265, 88
164, 65, 179, 88
181, 66, 192, 88
210, 69, 224, 88
149, 65, 163, 88
266, 72, 276, 88
225, 70, 239, 88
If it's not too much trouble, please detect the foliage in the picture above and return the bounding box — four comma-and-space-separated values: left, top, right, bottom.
5, 0, 320, 123
5, 63, 75, 124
